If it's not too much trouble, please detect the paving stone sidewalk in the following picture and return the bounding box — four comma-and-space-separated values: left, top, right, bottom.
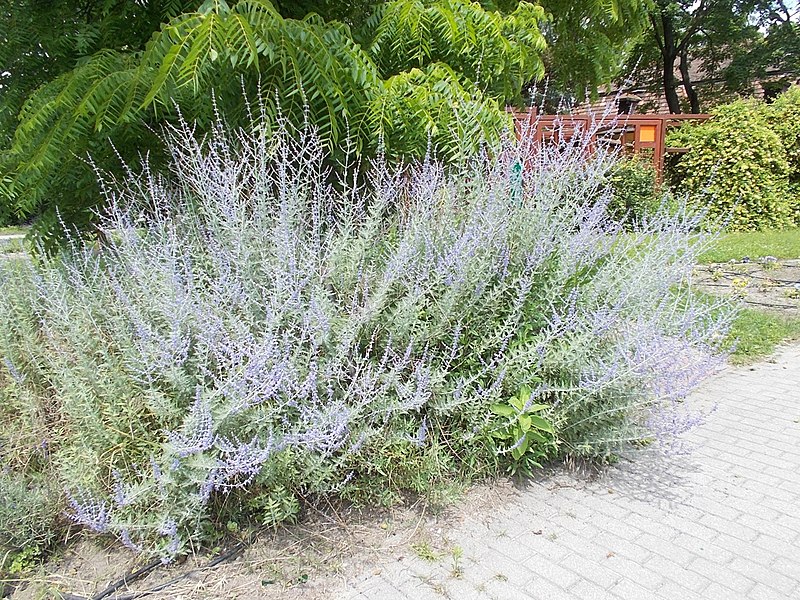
341, 344, 800, 600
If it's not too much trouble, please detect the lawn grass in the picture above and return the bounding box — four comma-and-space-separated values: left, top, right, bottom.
0, 227, 28, 254
0, 226, 28, 237
726, 308, 800, 364
698, 228, 800, 264
0, 238, 26, 254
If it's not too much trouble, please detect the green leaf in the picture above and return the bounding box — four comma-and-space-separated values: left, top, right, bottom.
526, 430, 547, 444
519, 414, 531, 431
490, 403, 515, 417
528, 415, 554, 433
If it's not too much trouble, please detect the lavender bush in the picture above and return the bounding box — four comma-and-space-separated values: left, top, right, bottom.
0, 117, 734, 560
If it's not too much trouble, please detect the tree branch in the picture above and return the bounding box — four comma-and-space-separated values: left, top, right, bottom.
649, 12, 664, 52
676, 0, 714, 55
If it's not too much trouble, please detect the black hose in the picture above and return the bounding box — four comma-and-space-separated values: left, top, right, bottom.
92, 560, 162, 600
61, 544, 245, 600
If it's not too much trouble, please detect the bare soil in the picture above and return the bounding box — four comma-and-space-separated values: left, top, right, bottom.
7, 482, 520, 600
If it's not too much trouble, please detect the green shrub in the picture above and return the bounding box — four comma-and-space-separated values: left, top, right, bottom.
605, 156, 661, 225
766, 86, 800, 222
667, 98, 793, 231
767, 86, 800, 180
0, 472, 62, 563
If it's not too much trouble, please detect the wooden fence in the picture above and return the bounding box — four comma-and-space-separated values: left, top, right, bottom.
509, 110, 712, 181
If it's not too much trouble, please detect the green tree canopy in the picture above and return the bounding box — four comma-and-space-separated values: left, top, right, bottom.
0, 0, 646, 243
625, 0, 799, 113
723, 2, 800, 95
0, 1, 199, 145
536, 0, 648, 102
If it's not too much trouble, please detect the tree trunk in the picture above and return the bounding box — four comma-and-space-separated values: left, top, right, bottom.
660, 12, 682, 113
679, 48, 700, 113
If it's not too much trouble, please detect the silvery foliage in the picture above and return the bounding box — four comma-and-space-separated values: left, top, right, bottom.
0, 114, 734, 559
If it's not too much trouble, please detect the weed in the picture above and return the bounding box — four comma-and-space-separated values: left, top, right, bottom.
488, 385, 557, 476
411, 541, 439, 562
450, 545, 464, 578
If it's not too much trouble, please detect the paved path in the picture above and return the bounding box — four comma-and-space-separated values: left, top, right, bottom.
341, 344, 800, 600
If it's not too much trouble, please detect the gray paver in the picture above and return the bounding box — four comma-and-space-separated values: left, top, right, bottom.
339, 344, 800, 599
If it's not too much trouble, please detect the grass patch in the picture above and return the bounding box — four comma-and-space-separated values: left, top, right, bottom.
696, 228, 800, 362
726, 308, 800, 364
0, 226, 28, 237
698, 228, 800, 264
0, 239, 26, 254
0, 227, 28, 255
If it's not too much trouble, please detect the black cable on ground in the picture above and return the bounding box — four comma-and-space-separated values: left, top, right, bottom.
60, 543, 246, 600
91, 559, 162, 600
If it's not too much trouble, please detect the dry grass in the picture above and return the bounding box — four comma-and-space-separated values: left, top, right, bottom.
7, 486, 518, 600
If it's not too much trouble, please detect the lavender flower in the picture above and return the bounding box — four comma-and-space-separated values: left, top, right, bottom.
2, 357, 25, 384
293, 404, 352, 455
411, 416, 429, 448
65, 490, 111, 533
0, 110, 737, 557
112, 470, 132, 507
158, 518, 180, 563
211, 434, 282, 491
120, 529, 143, 553
166, 387, 214, 457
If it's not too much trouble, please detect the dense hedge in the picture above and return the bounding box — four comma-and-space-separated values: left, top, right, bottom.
667, 94, 796, 231
766, 86, 800, 222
